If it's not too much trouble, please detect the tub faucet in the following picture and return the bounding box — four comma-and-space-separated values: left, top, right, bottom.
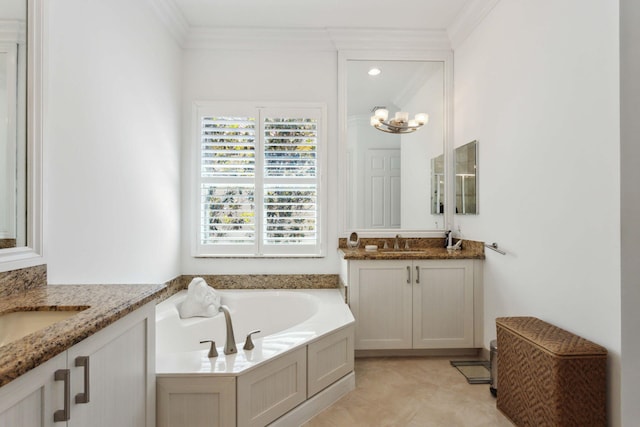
218, 305, 237, 355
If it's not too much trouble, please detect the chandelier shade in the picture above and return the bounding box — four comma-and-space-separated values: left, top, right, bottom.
370, 107, 428, 134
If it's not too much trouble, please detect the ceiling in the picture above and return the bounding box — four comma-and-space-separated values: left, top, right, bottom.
347, 60, 442, 117
167, 1, 464, 118
172, 0, 472, 30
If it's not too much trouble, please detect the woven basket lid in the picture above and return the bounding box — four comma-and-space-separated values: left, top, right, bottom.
496, 316, 607, 357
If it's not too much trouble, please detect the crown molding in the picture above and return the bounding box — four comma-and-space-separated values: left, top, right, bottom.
146, 0, 189, 46
184, 27, 451, 52
447, 0, 501, 50
328, 28, 451, 51
147, 0, 495, 52
185, 27, 336, 51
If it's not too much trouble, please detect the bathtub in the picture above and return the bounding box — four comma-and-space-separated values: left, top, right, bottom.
155, 288, 355, 427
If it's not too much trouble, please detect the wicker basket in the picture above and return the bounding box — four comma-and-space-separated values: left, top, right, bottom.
496, 317, 607, 426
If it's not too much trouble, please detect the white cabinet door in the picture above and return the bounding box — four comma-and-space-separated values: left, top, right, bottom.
307, 325, 354, 397
66, 302, 155, 427
0, 303, 154, 427
350, 260, 413, 350
0, 352, 66, 427
157, 376, 236, 427
413, 260, 474, 348
237, 347, 307, 427
349, 259, 476, 350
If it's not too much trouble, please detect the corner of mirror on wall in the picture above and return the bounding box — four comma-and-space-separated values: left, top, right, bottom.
0, 0, 44, 272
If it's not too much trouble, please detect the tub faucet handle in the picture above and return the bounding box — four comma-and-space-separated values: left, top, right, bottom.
243, 330, 261, 351
199, 340, 219, 358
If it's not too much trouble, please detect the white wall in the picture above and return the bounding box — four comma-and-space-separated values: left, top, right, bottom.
453, 0, 621, 424
620, 0, 640, 424
181, 49, 339, 274
45, 0, 182, 284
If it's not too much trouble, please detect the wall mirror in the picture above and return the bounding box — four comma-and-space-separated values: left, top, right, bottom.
0, 0, 43, 269
339, 51, 452, 235
455, 140, 478, 215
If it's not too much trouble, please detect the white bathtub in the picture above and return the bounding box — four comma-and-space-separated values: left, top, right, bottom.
155, 288, 355, 427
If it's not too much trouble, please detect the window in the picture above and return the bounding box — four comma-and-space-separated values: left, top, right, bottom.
194, 102, 326, 257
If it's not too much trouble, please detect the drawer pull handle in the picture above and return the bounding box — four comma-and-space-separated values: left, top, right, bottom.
54, 369, 70, 422
415, 266, 420, 284
75, 356, 90, 404
406, 266, 411, 284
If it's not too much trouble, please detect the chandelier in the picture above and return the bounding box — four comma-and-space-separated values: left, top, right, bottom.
370, 107, 428, 134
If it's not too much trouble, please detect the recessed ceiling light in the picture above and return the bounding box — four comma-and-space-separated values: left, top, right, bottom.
368, 67, 381, 76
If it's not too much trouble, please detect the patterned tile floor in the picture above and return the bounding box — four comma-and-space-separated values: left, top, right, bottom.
303, 357, 514, 427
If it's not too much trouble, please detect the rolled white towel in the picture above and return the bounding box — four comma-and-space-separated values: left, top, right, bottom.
178, 277, 222, 319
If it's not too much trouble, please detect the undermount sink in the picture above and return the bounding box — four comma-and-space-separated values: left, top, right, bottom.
0, 309, 87, 347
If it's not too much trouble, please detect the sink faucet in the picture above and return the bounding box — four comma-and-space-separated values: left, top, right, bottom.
218, 305, 237, 355
394, 234, 400, 250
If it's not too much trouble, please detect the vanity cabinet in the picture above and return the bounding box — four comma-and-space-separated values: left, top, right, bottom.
0, 302, 155, 427
0, 352, 66, 427
348, 259, 478, 350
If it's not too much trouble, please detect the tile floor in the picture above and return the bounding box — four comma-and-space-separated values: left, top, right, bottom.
303, 357, 514, 427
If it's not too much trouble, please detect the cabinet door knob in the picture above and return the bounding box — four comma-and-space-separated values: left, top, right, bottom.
54, 369, 71, 422
406, 266, 411, 284
415, 266, 420, 284
75, 356, 90, 404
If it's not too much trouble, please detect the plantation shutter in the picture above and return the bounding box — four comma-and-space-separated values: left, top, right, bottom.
261, 108, 321, 255
197, 105, 258, 255
195, 103, 324, 257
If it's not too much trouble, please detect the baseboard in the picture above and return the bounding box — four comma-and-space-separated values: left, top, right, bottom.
355, 348, 482, 358
268, 372, 356, 426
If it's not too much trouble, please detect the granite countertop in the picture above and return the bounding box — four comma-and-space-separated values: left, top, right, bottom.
0, 284, 166, 387
337, 237, 486, 260
339, 247, 485, 260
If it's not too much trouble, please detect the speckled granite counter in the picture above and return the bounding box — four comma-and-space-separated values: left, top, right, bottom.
338, 238, 485, 260
0, 283, 165, 387
339, 247, 485, 260
166, 274, 339, 296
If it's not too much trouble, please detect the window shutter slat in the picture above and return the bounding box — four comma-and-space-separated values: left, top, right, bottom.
264, 116, 318, 178
201, 116, 256, 178
263, 184, 317, 246
200, 184, 255, 245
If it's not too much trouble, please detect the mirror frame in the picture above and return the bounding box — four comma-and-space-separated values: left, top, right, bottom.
0, 0, 43, 271
337, 49, 454, 237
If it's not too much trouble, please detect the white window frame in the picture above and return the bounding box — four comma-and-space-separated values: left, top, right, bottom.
192, 101, 327, 258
